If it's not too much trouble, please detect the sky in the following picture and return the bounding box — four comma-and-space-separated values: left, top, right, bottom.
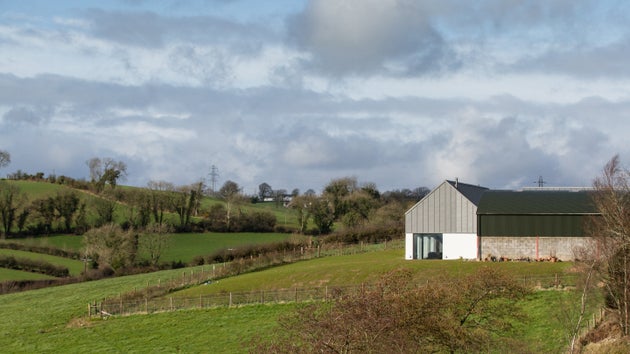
1, 0, 630, 195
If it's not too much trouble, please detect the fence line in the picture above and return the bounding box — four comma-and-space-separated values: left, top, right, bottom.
88, 273, 578, 318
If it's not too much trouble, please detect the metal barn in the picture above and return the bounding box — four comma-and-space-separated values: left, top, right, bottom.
477, 190, 598, 260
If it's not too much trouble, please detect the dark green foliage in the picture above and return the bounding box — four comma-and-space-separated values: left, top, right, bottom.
92, 197, 116, 227
0, 181, 26, 238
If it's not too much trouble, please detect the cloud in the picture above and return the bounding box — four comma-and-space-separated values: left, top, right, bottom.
287, 0, 459, 76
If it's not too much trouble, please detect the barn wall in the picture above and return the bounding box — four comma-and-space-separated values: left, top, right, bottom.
442, 233, 477, 260
405, 233, 414, 260
405, 182, 477, 234
480, 236, 592, 261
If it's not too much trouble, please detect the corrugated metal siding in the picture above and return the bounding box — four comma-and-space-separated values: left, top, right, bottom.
405, 181, 477, 233
478, 214, 585, 236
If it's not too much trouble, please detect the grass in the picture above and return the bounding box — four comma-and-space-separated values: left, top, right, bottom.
4, 235, 85, 252
10, 232, 301, 264
0, 246, 592, 353
0, 248, 85, 277
173, 248, 573, 297
0, 267, 55, 281
160, 232, 302, 263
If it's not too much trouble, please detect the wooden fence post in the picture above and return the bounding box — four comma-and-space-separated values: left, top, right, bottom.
229, 292, 232, 307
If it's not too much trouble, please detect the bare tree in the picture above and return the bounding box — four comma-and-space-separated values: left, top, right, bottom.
589, 154, 630, 335
86, 157, 127, 193
218, 180, 243, 230
138, 223, 171, 266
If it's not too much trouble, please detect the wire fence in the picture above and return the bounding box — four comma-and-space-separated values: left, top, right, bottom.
88, 272, 579, 318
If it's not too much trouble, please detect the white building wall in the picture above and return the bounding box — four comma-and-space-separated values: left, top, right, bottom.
405, 233, 414, 260
442, 233, 477, 260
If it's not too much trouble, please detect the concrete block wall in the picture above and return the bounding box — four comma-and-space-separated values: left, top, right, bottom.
480, 236, 591, 261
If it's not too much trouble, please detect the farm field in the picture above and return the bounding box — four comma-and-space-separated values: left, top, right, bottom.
0, 245, 588, 353
173, 248, 573, 296
0, 248, 85, 277
0, 267, 55, 281
7, 232, 301, 264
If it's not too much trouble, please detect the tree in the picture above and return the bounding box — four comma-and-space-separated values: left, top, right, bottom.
93, 197, 117, 227
323, 177, 358, 219
219, 180, 243, 230
257, 267, 529, 353
171, 181, 204, 229
86, 157, 127, 193
289, 194, 316, 233
341, 189, 381, 228
274, 189, 287, 208
53, 190, 80, 232
147, 180, 174, 226
588, 155, 630, 335
83, 223, 137, 271
258, 182, 273, 200
31, 198, 56, 234
0, 181, 26, 238
138, 223, 171, 266
0, 150, 10, 170
310, 197, 335, 234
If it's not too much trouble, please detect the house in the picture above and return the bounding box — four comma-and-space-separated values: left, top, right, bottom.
477, 189, 598, 261
404, 180, 488, 260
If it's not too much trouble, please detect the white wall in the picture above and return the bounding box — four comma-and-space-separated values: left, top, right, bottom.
442, 233, 477, 260
405, 233, 414, 260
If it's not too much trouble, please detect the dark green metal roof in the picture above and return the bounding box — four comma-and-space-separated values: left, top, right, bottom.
477, 190, 598, 215
445, 180, 488, 206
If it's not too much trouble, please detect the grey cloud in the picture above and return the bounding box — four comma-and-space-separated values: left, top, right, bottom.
510, 37, 630, 78
1, 72, 628, 192
84, 9, 276, 53
287, 0, 459, 77
2, 106, 52, 125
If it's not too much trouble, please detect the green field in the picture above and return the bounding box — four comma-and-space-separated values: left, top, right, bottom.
8, 232, 301, 264
0, 267, 55, 281
0, 248, 85, 276
0, 248, 587, 353
160, 232, 302, 263
174, 248, 573, 296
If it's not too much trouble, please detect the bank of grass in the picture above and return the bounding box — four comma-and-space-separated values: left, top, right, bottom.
0, 249, 84, 277
0, 267, 55, 281
0, 247, 590, 353
9, 232, 301, 265
173, 248, 573, 297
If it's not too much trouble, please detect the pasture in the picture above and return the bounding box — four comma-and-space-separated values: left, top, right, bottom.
7, 232, 300, 265
0, 246, 587, 353
0, 248, 84, 276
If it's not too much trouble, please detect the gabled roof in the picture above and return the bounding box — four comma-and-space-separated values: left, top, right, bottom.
445, 180, 488, 206
477, 190, 598, 215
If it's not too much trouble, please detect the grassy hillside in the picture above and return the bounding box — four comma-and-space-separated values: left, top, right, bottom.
3, 180, 301, 232
173, 248, 573, 296
0, 247, 587, 353
9, 232, 301, 264
0, 267, 55, 281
